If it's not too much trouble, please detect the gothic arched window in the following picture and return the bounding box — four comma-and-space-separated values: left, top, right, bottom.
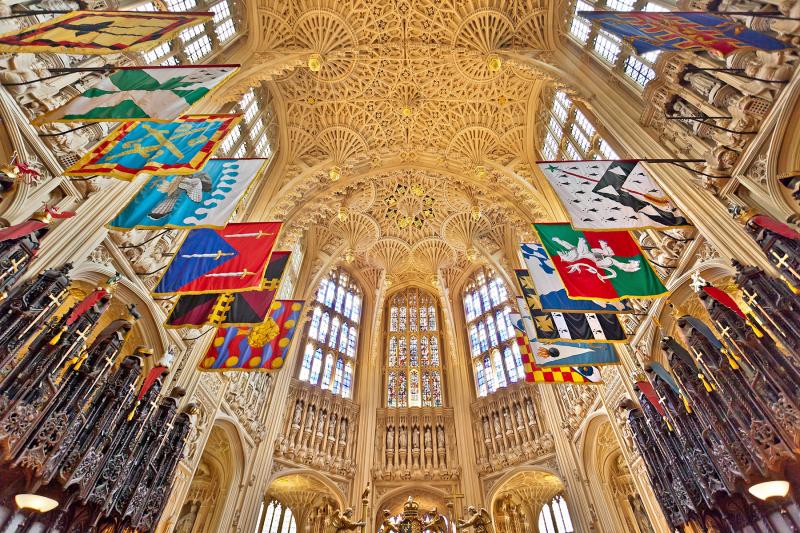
137, 0, 238, 66
463, 268, 524, 397
538, 495, 575, 533
298, 269, 362, 398
257, 499, 297, 533
540, 90, 619, 162
386, 288, 443, 408
567, 0, 670, 89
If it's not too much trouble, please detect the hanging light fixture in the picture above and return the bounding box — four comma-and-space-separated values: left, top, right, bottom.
337, 206, 349, 222
466, 247, 478, 262
344, 248, 356, 263
15, 494, 58, 513
474, 166, 488, 179
329, 166, 342, 182
308, 53, 324, 72
748, 481, 790, 501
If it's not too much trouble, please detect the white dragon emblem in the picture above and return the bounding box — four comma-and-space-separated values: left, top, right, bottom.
552, 237, 641, 281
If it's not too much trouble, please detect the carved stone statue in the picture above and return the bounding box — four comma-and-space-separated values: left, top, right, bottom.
422, 507, 448, 533
386, 425, 394, 449
379, 509, 399, 533
514, 405, 524, 427
399, 426, 407, 449
292, 401, 303, 425
503, 408, 512, 429
328, 414, 338, 439
525, 399, 535, 421
482, 417, 490, 439
328, 507, 365, 532
437, 425, 445, 445
456, 506, 494, 533
412, 426, 420, 449
424, 426, 432, 449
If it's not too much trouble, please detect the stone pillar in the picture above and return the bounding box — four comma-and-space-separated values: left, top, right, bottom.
439, 281, 482, 508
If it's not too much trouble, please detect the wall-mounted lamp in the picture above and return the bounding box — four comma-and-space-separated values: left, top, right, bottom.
15, 494, 58, 513
748, 481, 790, 501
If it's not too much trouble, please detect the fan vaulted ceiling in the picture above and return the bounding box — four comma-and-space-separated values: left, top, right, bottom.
221, 0, 569, 275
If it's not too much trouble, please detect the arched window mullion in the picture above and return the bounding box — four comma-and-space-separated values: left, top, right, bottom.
297, 269, 362, 398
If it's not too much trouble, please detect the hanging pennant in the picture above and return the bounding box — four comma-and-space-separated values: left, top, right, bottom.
108, 159, 266, 230
200, 300, 305, 372
35, 65, 239, 124
65, 115, 241, 181
0, 10, 212, 55
152, 222, 281, 296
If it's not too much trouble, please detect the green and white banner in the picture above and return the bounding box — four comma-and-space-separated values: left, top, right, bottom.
34, 64, 238, 124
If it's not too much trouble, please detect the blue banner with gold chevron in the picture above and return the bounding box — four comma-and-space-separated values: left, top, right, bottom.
65, 114, 241, 180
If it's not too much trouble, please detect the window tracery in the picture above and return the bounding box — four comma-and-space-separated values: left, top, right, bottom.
298, 269, 362, 398
257, 499, 297, 533
540, 90, 620, 161
568, 0, 671, 89
463, 268, 524, 397
219, 86, 278, 159
137, 0, 238, 66
386, 287, 443, 408
538, 496, 575, 533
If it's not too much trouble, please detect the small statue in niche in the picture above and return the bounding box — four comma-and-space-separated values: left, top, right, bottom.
386, 425, 394, 449
456, 506, 494, 533
292, 401, 303, 425
514, 404, 525, 427
328, 414, 338, 439
412, 426, 420, 449
399, 426, 407, 449
424, 426, 432, 449
525, 399, 535, 421
437, 425, 445, 445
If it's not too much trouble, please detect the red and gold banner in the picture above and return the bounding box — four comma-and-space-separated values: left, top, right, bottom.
0, 11, 212, 55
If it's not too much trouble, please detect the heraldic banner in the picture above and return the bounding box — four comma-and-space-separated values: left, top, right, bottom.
65, 115, 241, 180
537, 160, 689, 230
515, 297, 619, 368
153, 221, 281, 296
510, 312, 601, 384
534, 223, 668, 301
200, 300, 305, 372
166, 251, 290, 327
514, 270, 627, 343
108, 159, 266, 230
0, 11, 211, 55
34, 65, 239, 124
521, 243, 628, 313
578, 11, 790, 56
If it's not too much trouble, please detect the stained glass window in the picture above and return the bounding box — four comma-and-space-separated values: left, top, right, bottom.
298, 269, 363, 398
386, 288, 444, 407
463, 267, 525, 397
